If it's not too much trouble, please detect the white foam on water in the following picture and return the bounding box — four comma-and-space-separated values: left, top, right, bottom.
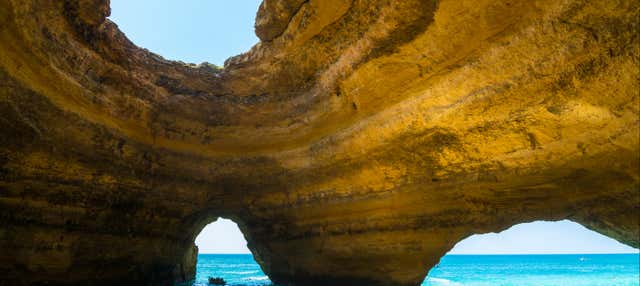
425, 277, 463, 286
244, 276, 270, 281
223, 270, 258, 274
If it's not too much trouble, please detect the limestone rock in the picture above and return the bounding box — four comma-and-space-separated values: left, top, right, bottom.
0, 0, 638, 285
255, 0, 306, 41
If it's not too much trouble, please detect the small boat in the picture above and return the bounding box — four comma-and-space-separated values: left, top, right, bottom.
208, 277, 227, 285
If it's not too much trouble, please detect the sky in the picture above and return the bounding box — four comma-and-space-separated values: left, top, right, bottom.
195, 219, 250, 254
109, 0, 262, 66
195, 219, 638, 255
109, 1, 638, 256
448, 220, 638, 254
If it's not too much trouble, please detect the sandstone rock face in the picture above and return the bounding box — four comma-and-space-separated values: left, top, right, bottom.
0, 0, 638, 285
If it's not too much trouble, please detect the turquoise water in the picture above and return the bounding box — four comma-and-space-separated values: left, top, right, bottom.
424, 254, 639, 286
193, 254, 269, 286
192, 254, 639, 286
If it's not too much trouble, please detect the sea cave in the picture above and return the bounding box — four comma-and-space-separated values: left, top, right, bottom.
0, 0, 638, 285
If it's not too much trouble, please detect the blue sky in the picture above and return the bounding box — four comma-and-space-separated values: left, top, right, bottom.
448, 220, 637, 254
197, 219, 638, 255
110, 1, 638, 255
109, 0, 262, 66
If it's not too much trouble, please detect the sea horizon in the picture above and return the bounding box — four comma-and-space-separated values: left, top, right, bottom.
198, 252, 640, 255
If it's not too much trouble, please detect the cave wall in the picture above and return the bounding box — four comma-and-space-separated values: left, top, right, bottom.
0, 0, 638, 285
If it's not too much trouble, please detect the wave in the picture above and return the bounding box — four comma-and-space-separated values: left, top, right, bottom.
244, 276, 270, 281
425, 277, 463, 286
223, 270, 258, 275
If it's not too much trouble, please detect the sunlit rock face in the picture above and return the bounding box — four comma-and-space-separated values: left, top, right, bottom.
0, 0, 638, 285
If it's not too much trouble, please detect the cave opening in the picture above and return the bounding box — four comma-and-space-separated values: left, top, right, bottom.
192, 218, 268, 286
422, 220, 639, 285
108, 0, 262, 66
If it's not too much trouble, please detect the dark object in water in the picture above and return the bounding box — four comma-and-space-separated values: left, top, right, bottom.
208, 277, 226, 285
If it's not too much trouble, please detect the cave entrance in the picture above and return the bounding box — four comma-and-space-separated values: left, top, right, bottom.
192, 218, 270, 286
422, 220, 639, 285
108, 0, 262, 66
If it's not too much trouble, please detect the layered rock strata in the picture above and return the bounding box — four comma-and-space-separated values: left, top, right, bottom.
0, 0, 638, 285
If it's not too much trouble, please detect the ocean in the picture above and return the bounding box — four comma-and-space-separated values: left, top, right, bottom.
191, 253, 639, 286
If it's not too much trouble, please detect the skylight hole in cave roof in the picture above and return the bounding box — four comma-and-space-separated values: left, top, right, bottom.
108, 0, 263, 67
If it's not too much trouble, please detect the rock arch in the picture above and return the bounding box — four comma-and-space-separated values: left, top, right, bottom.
0, 0, 637, 285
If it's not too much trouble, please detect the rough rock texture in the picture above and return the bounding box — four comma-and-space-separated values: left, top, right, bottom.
0, 0, 638, 285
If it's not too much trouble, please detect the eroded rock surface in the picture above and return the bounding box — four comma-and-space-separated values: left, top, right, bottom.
0, 0, 638, 285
